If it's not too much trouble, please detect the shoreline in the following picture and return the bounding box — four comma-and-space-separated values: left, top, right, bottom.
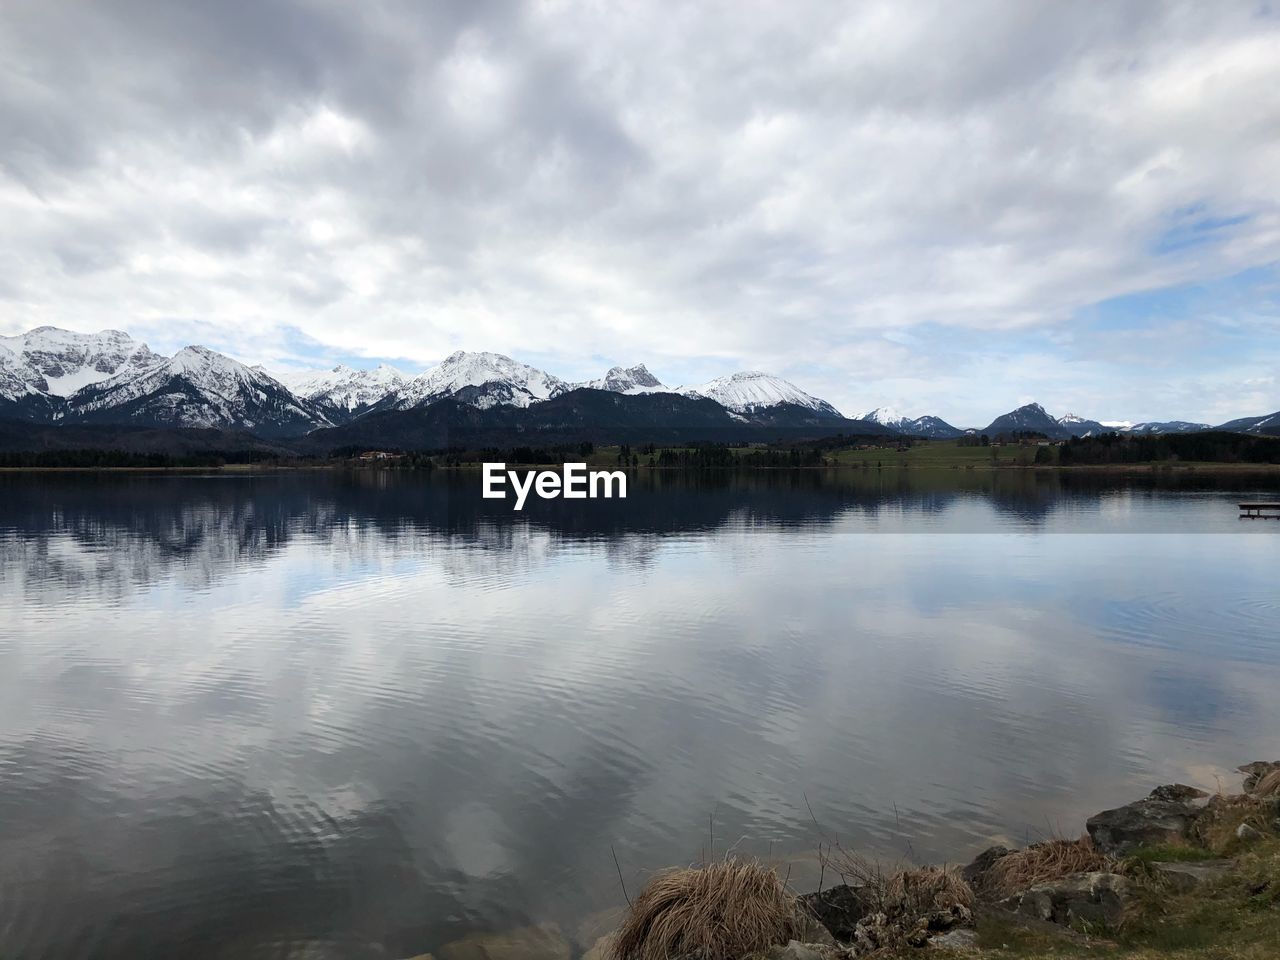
425, 761, 1280, 960
1, 461, 1278, 475
0, 463, 333, 473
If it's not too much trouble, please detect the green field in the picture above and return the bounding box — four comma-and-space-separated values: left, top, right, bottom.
581, 439, 1280, 472
583, 440, 1045, 469
826, 439, 1043, 468
354, 437, 1280, 473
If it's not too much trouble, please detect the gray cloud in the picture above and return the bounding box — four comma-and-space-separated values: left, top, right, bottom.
0, 0, 1278, 423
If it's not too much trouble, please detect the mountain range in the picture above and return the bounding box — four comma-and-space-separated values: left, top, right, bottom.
279, 363, 407, 420
979, 404, 1216, 440
862, 407, 966, 439
0, 327, 1275, 449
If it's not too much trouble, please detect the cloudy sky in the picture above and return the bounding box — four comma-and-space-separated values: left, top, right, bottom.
2, 0, 1278, 425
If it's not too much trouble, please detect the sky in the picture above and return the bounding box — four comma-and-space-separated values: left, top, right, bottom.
1, 0, 1278, 426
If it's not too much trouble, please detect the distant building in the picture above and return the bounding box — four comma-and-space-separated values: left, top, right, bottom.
358, 450, 401, 461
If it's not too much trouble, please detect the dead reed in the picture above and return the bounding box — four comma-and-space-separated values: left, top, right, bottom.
609, 858, 798, 960
1192, 792, 1279, 852
981, 837, 1114, 898
1251, 769, 1280, 798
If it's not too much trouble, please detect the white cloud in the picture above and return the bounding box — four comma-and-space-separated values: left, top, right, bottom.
0, 0, 1278, 423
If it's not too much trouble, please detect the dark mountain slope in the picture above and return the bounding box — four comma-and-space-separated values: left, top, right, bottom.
900, 415, 964, 439
0, 392, 64, 422
304, 388, 894, 452
983, 402, 1067, 438
1216, 411, 1280, 436
0, 418, 298, 456
64, 346, 330, 438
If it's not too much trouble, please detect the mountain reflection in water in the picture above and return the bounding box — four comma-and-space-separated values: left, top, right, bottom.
0, 470, 1277, 959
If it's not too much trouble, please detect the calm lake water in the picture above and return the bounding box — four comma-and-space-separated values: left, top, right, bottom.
1, 469, 1278, 959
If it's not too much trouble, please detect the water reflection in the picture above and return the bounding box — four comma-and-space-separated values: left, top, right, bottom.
1, 471, 1274, 595
0, 471, 1277, 959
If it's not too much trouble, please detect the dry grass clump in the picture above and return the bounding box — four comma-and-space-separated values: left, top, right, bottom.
1191, 793, 1277, 854
1251, 769, 1280, 798
882, 864, 975, 917
609, 858, 798, 960
1239, 762, 1280, 795
983, 837, 1115, 897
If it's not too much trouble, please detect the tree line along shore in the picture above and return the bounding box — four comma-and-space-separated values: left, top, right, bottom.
2, 432, 1280, 472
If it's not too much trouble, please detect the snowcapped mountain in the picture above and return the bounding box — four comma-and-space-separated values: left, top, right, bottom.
680, 371, 842, 418
580, 364, 667, 394
0, 326, 159, 396
0, 345, 36, 399
907, 416, 965, 439
0, 325, 1255, 444
283, 363, 407, 421
0, 345, 57, 418
981, 408, 1220, 439
1216, 411, 1280, 436
861, 407, 962, 438
1114, 420, 1211, 435
1058, 413, 1099, 427
385, 351, 569, 411
67, 345, 331, 437
0, 326, 163, 419
1056, 414, 1216, 437
1055, 413, 1108, 437
861, 406, 913, 429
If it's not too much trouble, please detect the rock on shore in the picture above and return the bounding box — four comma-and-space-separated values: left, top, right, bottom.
1085, 783, 1209, 855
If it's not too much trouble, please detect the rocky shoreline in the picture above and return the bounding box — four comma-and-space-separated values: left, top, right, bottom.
754, 759, 1278, 959
401, 759, 1280, 960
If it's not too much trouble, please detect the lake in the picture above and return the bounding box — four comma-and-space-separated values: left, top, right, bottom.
1, 469, 1277, 959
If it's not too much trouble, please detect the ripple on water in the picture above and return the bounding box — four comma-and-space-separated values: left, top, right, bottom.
1, 474, 1278, 958
1098, 590, 1279, 663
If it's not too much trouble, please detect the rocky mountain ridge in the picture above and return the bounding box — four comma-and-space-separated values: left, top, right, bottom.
0, 327, 1274, 443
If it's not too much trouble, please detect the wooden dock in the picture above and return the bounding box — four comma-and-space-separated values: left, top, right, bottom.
1239, 502, 1280, 519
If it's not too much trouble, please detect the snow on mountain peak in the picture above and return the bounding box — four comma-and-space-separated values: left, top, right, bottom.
0, 345, 43, 401
65, 342, 330, 434
0, 325, 159, 396
172, 344, 235, 369
392, 350, 567, 409
582, 363, 667, 394
2, 325, 1266, 439
279, 364, 353, 391
281, 362, 407, 411
681, 370, 841, 417
862, 406, 914, 427
115, 344, 279, 400
9, 325, 134, 349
